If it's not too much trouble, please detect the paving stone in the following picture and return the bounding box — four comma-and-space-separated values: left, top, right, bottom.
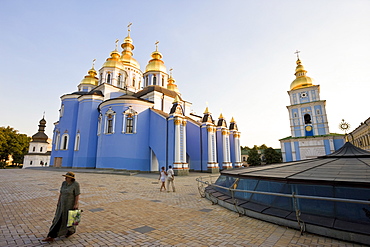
0, 169, 366, 246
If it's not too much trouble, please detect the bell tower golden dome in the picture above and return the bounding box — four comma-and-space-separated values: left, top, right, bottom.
290, 51, 315, 90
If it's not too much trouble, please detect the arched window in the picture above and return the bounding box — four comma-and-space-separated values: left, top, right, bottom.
304, 114, 312, 124
30, 161, 33, 165
153, 75, 157, 85
59, 104, 64, 118
61, 134, 69, 150
294, 113, 297, 118
100, 73, 103, 84
40, 147, 43, 152
74, 134, 80, 151
107, 73, 111, 84
104, 107, 116, 134
33, 146, 36, 152
118, 74, 122, 87
162, 77, 164, 87
122, 106, 138, 134
133, 77, 136, 87
55, 134, 60, 150
97, 114, 102, 135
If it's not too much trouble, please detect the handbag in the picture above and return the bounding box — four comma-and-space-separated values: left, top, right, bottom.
67, 209, 82, 227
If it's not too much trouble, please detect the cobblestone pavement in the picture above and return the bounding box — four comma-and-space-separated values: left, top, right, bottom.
0, 169, 366, 247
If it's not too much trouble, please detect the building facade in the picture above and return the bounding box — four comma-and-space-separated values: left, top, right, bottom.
23, 117, 51, 168
280, 57, 344, 162
347, 117, 370, 151
49, 30, 242, 174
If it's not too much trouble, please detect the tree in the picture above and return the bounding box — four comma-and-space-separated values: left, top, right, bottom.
0, 127, 30, 167
264, 147, 282, 164
247, 149, 261, 166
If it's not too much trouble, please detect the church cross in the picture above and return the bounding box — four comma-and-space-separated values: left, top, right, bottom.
127, 22, 132, 33
115, 39, 119, 50
155, 40, 159, 51
294, 50, 301, 59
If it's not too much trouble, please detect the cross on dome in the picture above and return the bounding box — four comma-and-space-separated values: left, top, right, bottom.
294, 50, 301, 59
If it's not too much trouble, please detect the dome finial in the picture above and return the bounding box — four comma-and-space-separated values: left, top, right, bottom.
92, 58, 96, 69
155, 40, 159, 52
115, 39, 119, 51
295, 50, 301, 60
127, 22, 132, 36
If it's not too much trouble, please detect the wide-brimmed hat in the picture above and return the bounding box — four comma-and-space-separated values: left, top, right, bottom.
62, 172, 75, 179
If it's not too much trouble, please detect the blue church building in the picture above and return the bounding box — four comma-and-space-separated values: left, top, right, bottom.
280, 55, 344, 162
50, 29, 242, 175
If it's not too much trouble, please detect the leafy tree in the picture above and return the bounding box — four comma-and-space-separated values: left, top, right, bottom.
247, 149, 261, 166
264, 147, 282, 164
259, 144, 268, 150
0, 127, 30, 167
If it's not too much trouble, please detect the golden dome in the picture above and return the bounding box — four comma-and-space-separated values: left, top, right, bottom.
80, 67, 98, 86
290, 59, 315, 90
145, 43, 167, 73
102, 50, 125, 70
167, 74, 180, 94
120, 34, 140, 70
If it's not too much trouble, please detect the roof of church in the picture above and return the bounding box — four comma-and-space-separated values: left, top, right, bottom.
134, 85, 183, 101
222, 142, 370, 186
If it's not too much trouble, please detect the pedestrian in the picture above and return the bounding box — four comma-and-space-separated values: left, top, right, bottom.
42, 172, 80, 242
158, 166, 167, 192
166, 165, 175, 192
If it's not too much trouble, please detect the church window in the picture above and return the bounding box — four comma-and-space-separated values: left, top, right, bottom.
126, 116, 133, 133
146, 76, 148, 87
97, 114, 102, 135
40, 147, 43, 152
162, 77, 164, 86
100, 73, 103, 84
107, 73, 111, 84
153, 75, 157, 85
61, 134, 69, 150
294, 113, 297, 118
55, 134, 60, 150
118, 74, 122, 87
104, 107, 116, 134
304, 114, 312, 124
133, 77, 136, 87
74, 134, 80, 151
59, 104, 64, 118
316, 109, 320, 115
33, 146, 36, 152
30, 161, 33, 165
122, 106, 138, 134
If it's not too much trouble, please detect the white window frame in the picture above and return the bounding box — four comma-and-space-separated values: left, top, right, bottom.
60, 133, 69, 150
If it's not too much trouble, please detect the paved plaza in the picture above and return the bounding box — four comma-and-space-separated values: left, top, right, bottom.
0, 169, 366, 247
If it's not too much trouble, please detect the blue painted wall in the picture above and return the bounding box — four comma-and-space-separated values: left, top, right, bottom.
186, 121, 201, 171
284, 142, 293, 162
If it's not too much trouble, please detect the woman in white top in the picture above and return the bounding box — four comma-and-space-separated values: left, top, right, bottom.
158, 166, 167, 192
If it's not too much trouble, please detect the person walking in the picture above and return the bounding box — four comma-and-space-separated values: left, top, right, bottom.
158, 166, 167, 192
166, 165, 175, 192
42, 172, 80, 242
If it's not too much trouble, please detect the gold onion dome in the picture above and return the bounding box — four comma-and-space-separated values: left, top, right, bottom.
145, 42, 167, 73
102, 49, 125, 70
290, 59, 315, 90
80, 65, 98, 86
167, 73, 180, 94
120, 34, 140, 69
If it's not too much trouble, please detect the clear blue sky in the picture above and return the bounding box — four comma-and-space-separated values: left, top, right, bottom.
1, 0, 370, 148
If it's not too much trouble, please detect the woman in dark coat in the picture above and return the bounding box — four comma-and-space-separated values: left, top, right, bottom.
42, 172, 80, 242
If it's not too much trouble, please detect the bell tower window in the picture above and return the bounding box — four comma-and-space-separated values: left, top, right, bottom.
304, 114, 312, 124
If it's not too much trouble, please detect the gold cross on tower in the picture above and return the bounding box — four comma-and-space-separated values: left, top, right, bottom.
127, 22, 132, 34
155, 40, 159, 51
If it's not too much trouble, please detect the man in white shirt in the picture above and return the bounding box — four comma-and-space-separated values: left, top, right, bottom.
166, 166, 175, 192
